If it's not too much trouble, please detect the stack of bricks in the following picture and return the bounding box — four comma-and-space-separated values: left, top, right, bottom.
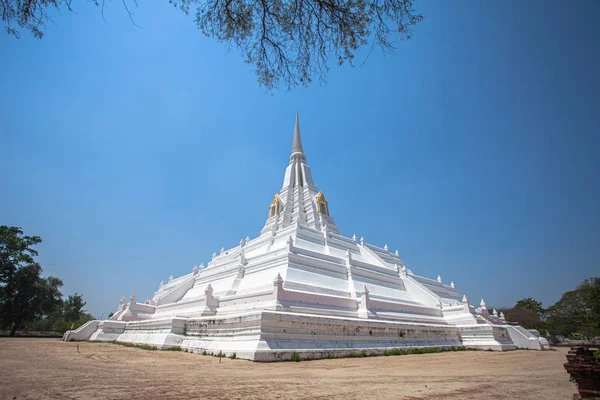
564, 346, 600, 399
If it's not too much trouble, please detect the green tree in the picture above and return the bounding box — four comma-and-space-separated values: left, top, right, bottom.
0, 226, 41, 281
25, 294, 95, 332
1, 0, 422, 90
63, 294, 87, 323
57, 293, 94, 332
515, 297, 545, 317
501, 307, 543, 331
546, 277, 600, 340
0, 226, 64, 336
499, 297, 546, 331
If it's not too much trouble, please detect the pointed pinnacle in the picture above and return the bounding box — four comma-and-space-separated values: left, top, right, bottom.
291, 112, 306, 160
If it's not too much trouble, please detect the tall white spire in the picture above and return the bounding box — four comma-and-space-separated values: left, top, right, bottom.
261, 113, 339, 235
290, 112, 306, 162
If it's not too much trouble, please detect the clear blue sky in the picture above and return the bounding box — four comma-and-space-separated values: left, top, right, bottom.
1, 0, 598, 317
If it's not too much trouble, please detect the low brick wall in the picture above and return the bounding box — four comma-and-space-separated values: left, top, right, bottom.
564, 346, 600, 399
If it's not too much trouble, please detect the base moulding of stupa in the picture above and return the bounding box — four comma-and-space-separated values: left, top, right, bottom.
64, 114, 550, 361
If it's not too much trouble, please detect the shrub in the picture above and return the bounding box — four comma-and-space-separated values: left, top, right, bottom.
230, 352, 237, 359
201, 350, 207, 355
119, 342, 157, 351
290, 352, 301, 362
166, 346, 181, 351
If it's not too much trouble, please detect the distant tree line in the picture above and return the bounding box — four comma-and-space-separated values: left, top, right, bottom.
0, 226, 94, 336
498, 278, 600, 341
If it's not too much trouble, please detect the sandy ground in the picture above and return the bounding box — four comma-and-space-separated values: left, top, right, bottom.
0, 339, 576, 400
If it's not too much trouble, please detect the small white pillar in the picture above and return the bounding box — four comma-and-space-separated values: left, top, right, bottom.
202, 283, 218, 316
462, 294, 471, 313
212, 252, 217, 261
479, 299, 489, 318
450, 281, 455, 289
358, 286, 370, 319
395, 250, 399, 256
437, 275, 442, 283
193, 265, 199, 275
384, 244, 388, 251
352, 234, 357, 242
220, 247, 225, 255
360, 236, 365, 246
273, 273, 284, 303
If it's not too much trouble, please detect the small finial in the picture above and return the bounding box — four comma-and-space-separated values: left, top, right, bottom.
450, 281, 455, 288
240, 239, 244, 247
462, 294, 468, 303
363, 285, 369, 294
245, 236, 251, 245
193, 265, 199, 275
480, 299, 486, 307
120, 296, 126, 304
220, 247, 225, 255
274, 272, 284, 285
384, 244, 388, 251
395, 250, 399, 256
500, 311, 505, 319
205, 283, 213, 293
169, 275, 173, 282
200, 263, 205, 270
352, 234, 357, 242
159, 281, 164, 287
437, 275, 442, 283
130, 293, 136, 302
212, 252, 217, 260
493, 308, 499, 317
401, 265, 407, 275
360, 236, 365, 246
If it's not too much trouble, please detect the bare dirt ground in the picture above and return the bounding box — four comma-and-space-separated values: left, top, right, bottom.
0, 339, 575, 400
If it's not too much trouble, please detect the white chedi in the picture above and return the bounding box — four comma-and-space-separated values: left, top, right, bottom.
70, 114, 549, 358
